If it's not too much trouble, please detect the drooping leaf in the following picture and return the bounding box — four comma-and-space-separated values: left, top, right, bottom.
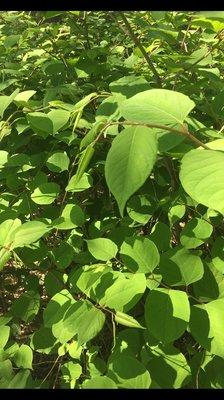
105, 126, 157, 215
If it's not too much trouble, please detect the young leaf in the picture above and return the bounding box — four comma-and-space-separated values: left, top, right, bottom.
82, 376, 117, 389
105, 126, 157, 215
115, 311, 145, 329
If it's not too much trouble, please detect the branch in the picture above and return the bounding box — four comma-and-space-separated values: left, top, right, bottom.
101, 120, 209, 149
111, 12, 162, 87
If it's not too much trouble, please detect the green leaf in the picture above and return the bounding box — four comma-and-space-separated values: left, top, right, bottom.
14, 90, 36, 106
211, 237, 224, 273
108, 355, 151, 388
115, 311, 145, 329
82, 376, 117, 389
120, 89, 195, 127
105, 126, 157, 215
127, 194, 155, 224
149, 222, 171, 252
146, 344, 191, 388
10, 291, 40, 323
66, 172, 92, 192
0, 150, 9, 166
159, 246, 204, 286
31, 183, 60, 205
145, 288, 190, 343
168, 204, 186, 225
7, 370, 30, 389
43, 289, 74, 328
86, 238, 118, 261
180, 218, 213, 249
190, 299, 224, 358
71, 264, 111, 297
180, 149, 224, 215
0, 360, 13, 381
52, 203, 85, 230
0, 326, 10, 349
0, 89, 19, 118
120, 237, 160, 273
27, 112, 53, 138
52, 300, 105, 345
47, 109, 70, 134
13, 345, 33, 370
46, 151, 70, 173
12, 221, 51, 249
99, 273, 146, 312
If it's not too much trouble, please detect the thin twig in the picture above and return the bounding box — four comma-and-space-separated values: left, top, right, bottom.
111, 12, 162, 87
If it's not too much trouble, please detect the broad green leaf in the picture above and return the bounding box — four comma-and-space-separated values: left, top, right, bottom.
43, 289, 74, 328
115, 311, 145, 329
71, 264, 111, 297
0, 150, 9, 166
120, 237, 160, 273
46, 151, 70, 173
108, 355, 151, 388
180, 218, 213, 249
0, 218, 21, 248
146, 344, 191, 388
211, 237, 224, 273
47, 109, 70, 134
168, 204, 186, 225
11, 221, 51, 249
190, 299, 224, 358
31, 183, 60, 205
14, 90, 36, 105
120, 89, 195, 127
0, 89, 19, 118
145, 288, 190, 343
159, 246, 204, 286
86, 238, 118, 261
180, 149, 224, 215
127, 194, 155, 224
105, 126, 157, 215
52, 300, 105, 345
10, 291, 40, 323
27, 112, 53, 138
99, 273, 146, 312
0, 360, 13, 381
0, 326, 10, 349
149, 222, 171, 252
30, 327, 58, 355
82, 376, 117, 389
61, 361, 82, 388
66, 172, 92, 192
52, 203, 85, 230
7, 370, 30, 389
13, 345, 33, 370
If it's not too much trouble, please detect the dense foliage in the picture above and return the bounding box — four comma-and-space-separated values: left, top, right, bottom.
1, 10, 224, 389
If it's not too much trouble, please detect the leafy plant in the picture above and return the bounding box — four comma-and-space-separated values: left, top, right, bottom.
0, 10, 224, 389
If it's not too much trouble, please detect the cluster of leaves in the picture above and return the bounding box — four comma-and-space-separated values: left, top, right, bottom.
1, 10, 224, 389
